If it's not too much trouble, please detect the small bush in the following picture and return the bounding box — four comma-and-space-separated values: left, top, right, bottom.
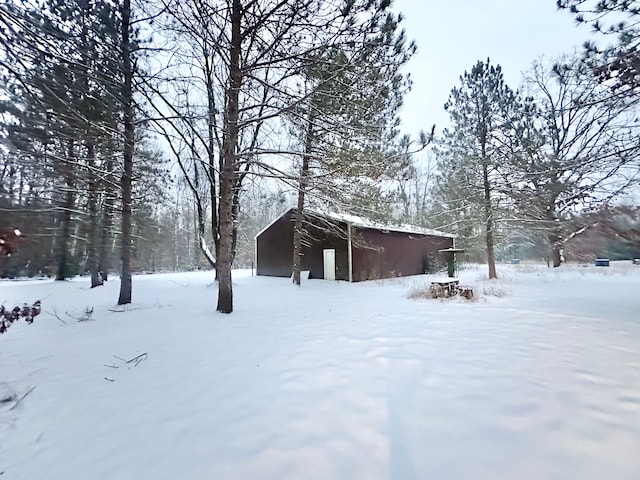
0, 301, 41, 334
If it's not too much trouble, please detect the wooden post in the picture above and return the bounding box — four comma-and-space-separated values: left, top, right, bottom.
447, 251, 455, 278
438, 248, 465, 278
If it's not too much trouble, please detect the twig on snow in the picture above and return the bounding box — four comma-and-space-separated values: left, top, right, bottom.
9, 385, 36, 411
114, 353, 148, 366
108, 306, 147, 313
104, 377, 115, 382
132, 353, 148, 366
51, 307, 94, 323
65, 307, 94, 322
51, 309, 68, 324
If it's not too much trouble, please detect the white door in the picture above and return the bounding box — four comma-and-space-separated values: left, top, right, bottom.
323, 249, 336, 280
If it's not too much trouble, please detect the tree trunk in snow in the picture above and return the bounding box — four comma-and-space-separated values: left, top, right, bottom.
56, 140, 75, 281
86, 143, 103, 288
98, 156, 115, 282
216, 0, 241, 314
118, 0, 134, 305
292, 117, 314, 286
482, 162, 497, 279
549, 230, 563, 268
551, 246, 562, 268
291, 190, 306, 286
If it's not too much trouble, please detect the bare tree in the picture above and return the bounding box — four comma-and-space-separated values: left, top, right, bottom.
510, 57, 640, 266
144, 0, 422, 311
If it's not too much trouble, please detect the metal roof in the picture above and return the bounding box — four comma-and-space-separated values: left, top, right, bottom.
319, 211, 456, 239
255, 208, 455, 239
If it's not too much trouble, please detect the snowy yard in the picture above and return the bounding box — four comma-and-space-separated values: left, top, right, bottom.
1, 263, 640, 480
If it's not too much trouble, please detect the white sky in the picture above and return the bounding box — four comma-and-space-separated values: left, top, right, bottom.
393, 0, 598, 137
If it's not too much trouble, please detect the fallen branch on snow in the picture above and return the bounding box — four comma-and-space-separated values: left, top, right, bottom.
51, 307, 94, 323
66, 307, 95, 322
103, 353, 148, 382
114, 352, 148, 366
9, 385, 36, 411
108, 306, 149, 313
51, 309, 68, 324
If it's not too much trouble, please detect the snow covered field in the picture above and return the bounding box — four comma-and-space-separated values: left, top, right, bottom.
1, 263, 639, 480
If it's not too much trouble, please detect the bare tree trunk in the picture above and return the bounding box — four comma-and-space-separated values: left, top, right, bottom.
98, 156, 114, 281
549, 230, 563, 268
56, 140, 75, 281
173, 196, 178, 270
482, 162, 497, 279
291, 187, 306, 286
231, 191, 240, 265
216, 0, 241, 314
292, 117, 314, 286
56, 189, 74, 280
118, 0, 134, 305
551, 246, 562, 267
206, 58, 219, 277
191, 152, 216, 269
86, 143, 103, 287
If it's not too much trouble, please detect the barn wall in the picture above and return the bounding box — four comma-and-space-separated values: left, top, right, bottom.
256, 210, 349, 280
302, 227, 349, 280
256, 213, 295, 277
351, 228, 453, 282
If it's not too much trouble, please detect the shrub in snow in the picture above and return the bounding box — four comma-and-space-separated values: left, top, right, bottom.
0, 301, 41, 334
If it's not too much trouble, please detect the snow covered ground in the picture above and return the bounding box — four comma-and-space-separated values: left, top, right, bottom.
1, 263, 639, 480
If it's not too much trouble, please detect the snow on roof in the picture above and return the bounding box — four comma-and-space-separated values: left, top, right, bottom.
313, 210, 456, 239
254, 207, 456, 239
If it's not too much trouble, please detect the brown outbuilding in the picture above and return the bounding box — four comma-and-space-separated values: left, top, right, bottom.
255, 208, 455, 282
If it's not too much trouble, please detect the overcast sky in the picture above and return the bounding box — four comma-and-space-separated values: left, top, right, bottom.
392, 0, 598, 137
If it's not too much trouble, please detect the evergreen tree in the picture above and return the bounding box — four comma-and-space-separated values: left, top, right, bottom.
288, 28, 417, 285
437, 59, 524, 279
117, 0, 135, 304
0, 0, 122, 282
558, 0, 640, 92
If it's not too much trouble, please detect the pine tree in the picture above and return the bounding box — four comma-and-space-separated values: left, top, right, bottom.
558, 0, 640, 91
437, 59, 524, 279
0, 0, 123, 282
288, 12, 418, 285
117, 0, 135, 304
